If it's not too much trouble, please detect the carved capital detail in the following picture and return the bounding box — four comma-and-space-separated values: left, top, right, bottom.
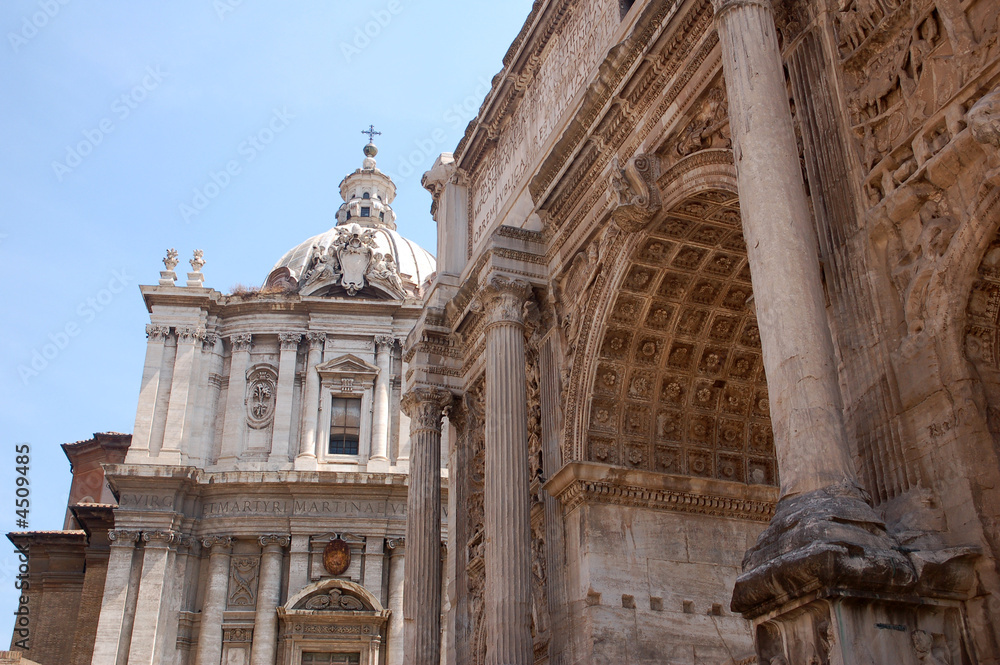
108, 529, 142, 546
374, 334, 396, 352
259, 534, 291, 549
387, 537, 405, 550
401, 388, 453, 433
479, 275, 533, 328
970, 87, 1000, 150
142, 530, 179, 547
177, 327, 207, 344
306, 331, 327, 348
609, 154, 662, 232
230, 333, 253, 352
202, 535, 234, 551
203, 332, 219, 349
145, 325, 171, 341
279, 332, 302, 351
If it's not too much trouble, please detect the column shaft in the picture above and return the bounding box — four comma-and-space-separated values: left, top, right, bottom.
201, 335, 225, 464
482, 276, 533, 665
90, 531, 140, 665
194, 537, 232, 665
126, 533, 177, 665
401, 389, 449, 665
270, 334, 300, 465
219, 334, 252, 462
297, 333, 325, 461
386, 541, 405, 665
250, 536, 288, 665
713, 0, 854, 497
130, 327, 169, 457
161, 328, 202, 457
371, 336, 395, 463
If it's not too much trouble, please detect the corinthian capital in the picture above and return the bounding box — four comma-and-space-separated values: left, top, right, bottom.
145, 325, 171, 341
230, 332, 253, 352
401, 387, 453, 433
374, 334, 397, 352
279, 332, 302, 351
306, 331, 327, 348
479, 274, 533, 327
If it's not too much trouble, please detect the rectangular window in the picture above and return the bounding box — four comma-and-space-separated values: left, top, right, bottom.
360, 206, 371, 217
302, 654, 361, 665
329, 396, 361, 455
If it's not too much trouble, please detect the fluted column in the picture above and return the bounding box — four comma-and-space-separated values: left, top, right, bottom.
91, 530, 140, 665
130, 326, 170, 457
401, 388, 450, 665
296, 332, 326, 466
250, 535, 289, 665
194, 536, 232, 665
371, 335, 396, 465
481, 275, 533, 665
127, 531, 179, 665
270, 333, 301, 465
219, 333, 252, 463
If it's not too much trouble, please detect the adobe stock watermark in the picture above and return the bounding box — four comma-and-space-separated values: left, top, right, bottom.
17, 269, 133, 384
178, 107, 294, 223
51, 65, 168, 182
213, 0, 246, 21
385, 76, 493, 180
340, 1, 403, 63
7, 0, 71, 53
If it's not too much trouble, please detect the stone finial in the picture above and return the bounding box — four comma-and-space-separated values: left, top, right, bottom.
159, 248, 179, 286
187, 249, 206, 288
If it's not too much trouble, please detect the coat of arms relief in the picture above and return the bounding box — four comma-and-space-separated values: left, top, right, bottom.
301, 223, 406, 297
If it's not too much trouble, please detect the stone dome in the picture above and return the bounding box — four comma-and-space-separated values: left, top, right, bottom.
264, 136, 435, 299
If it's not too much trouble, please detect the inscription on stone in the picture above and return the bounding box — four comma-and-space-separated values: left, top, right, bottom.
202, 499, 409, 518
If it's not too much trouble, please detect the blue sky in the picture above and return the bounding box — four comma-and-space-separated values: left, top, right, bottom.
0, 0, 532, 625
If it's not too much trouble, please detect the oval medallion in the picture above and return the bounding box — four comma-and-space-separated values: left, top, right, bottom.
323, 538, 351, 576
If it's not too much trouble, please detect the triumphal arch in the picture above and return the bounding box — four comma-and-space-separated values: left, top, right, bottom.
403, 0, 1000, 662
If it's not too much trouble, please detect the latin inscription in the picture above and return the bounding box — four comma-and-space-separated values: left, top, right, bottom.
202, 499, 411, 518
471, 0, 618, 249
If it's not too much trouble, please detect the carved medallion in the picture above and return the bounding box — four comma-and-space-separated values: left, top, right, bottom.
246, 367, 277, 429
323, 537, 351, 575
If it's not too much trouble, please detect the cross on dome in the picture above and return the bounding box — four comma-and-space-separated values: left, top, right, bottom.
361, 124, 381, 142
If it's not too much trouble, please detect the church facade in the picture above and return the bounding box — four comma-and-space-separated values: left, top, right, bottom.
10, 145, 439, 665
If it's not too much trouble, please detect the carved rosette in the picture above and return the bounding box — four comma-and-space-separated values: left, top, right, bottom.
145, 325, 170, 341
401, 388, 453, 434
202, 535, 234, 551
142, 530, 179, 548
278, 332, 302, 351
108, 529, 142, 547
230, 332, 253, 352
374, 334, 396, 353
479, 275, 533, 329
306, 331, 327, 349
609, 154, 662, 232
258, 534, 290, 549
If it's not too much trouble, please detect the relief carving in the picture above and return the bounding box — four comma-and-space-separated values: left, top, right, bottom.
300, 223, 406, 297
609, 154, 662, 232
300, 588, 367, 611
246, 366, 278, 429
228, 556, 260, 608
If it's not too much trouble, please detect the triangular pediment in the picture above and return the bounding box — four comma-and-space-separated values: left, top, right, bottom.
315, 353, 379, 376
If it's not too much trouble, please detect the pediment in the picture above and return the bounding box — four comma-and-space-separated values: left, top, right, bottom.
315, 354, 379, 377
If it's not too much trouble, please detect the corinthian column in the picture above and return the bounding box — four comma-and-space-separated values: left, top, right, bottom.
480, 275, 533, 665
130, 326, 169, 458
161, 327, 205, 460
91, 530, 140, 665
400, 388, 450, 665
218, 333, 252, 463
371, 335, 396, 466
296, 332, 326, 467
711, 0, 914, 620
250, 535, 289, 665
194, 536, 232, 665
270, 333, 301, 465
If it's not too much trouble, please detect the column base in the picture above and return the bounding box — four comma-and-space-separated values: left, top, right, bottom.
294, 454, 318, 471
366, 456, 390, 473
734, 483, 982, 664
732, 482, 917, 616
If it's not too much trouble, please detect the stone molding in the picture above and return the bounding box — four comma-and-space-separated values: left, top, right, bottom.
478, 274, 533, 328
108, 529, 142, 546
544, 462, 777, 523
278, 332, 302, 351
230, 332, 253, 352
401, 388, 452, 434
259, 534, 290, 549
145, 325, 170, 341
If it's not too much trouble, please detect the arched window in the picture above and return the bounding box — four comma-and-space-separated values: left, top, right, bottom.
362, 192, 371, 199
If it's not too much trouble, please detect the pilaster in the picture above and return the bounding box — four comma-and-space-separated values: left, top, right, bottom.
370, 335, 396, 470
219, 333, 252, 463
250, 535, 289, 665
194, 536, 233, 665
126, 531, 180, 665
270, 333, 301, 466
296, 332, 326, 468
129, 326, 170, 458
161, 327, 205, 461
90, 530, 140, 665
